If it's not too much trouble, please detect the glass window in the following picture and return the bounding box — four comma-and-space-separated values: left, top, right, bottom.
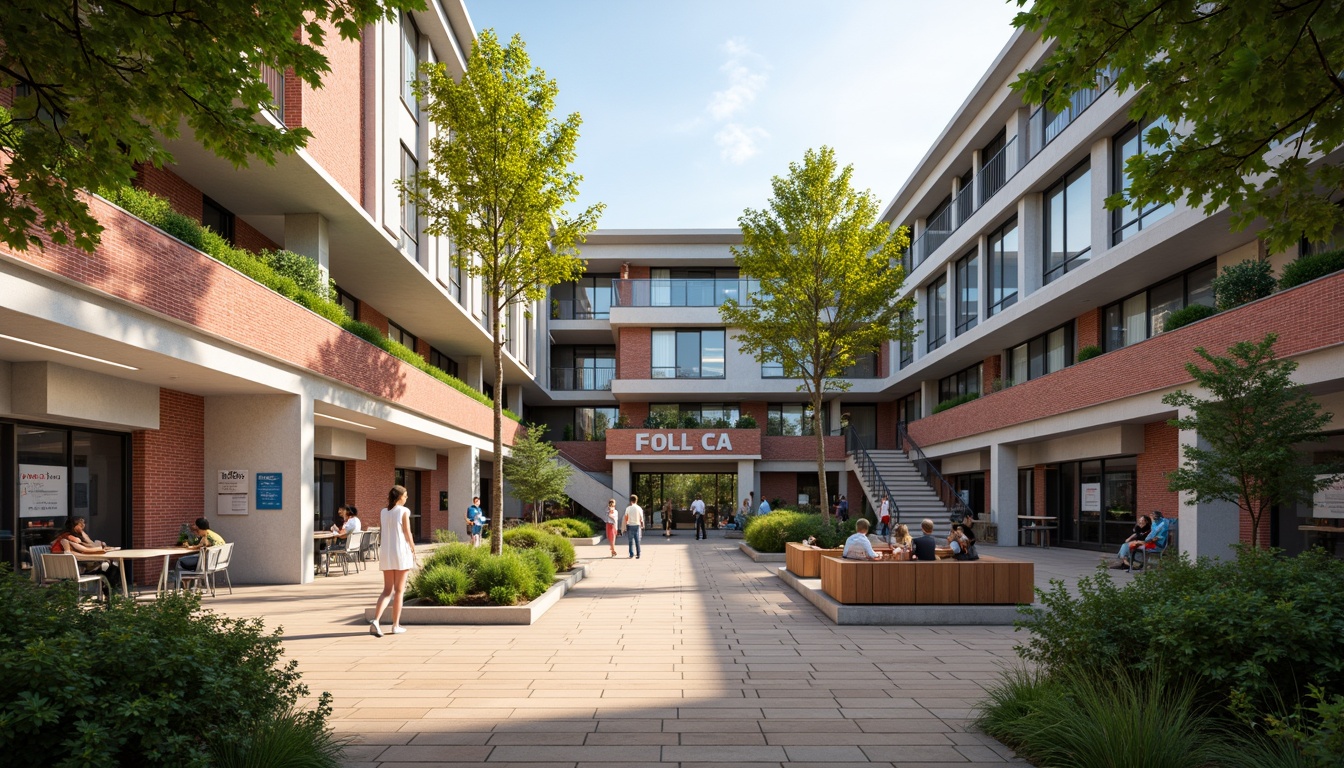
575, 407, 619, 440
400, 145, 418, 260
335, 287, 358, 320
899, 309, 914, 367
987, 217, 1018, 316
1102, 260, 1216, 350
938, 363, 982, 403
926, 275, 947, 352
401, 13, 420, 111
1044, 162, 1092, 284
201, 197, 235, 244
1112, 117, 1173, 244
767, 404, 828, 436
1008, 323, 1072, 384
1010, 343, 1028, 385
429, 347, 457, 377
1148, 276, 1183, 337
652, 329, 726, 379
955, 249, 979, 335
388, 321, 417, 351
898, 392, 922, 425
1187, 262, 1216, 308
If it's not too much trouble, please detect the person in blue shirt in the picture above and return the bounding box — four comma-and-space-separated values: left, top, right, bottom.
758, 498, 771, 514
1114, 510, 1168, 570
465, 496, 484, 548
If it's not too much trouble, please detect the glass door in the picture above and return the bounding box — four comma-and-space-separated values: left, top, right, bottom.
394, 468, 422, 541
314, 459, 345, 532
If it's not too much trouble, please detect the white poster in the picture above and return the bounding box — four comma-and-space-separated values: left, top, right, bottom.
216, 469, 249, 516
20, 464, 67, 518
1081, 482, 1102, 513
1314, 475, 1344, 519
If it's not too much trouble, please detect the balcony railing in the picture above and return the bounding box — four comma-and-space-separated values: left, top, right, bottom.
550, 367, 614, 391
551, 299, 610, 320
979, 135, 1018, 206
260, 65, 285, 120
612, 279, 757, 308
1026, 67, 1117, 158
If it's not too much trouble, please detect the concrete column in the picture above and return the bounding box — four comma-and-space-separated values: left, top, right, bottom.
284, 213, 331, 286
1176, 407, 1240, 560
920, 380, 938, 418
1019, 195, 1043, 295
204, 393, 312, 584
611, 460, 631, 500
989, 442, 1019, 547
464, 356, 484, 392
969, 149, 983, 214
1090, 139, 1111, 258
827, 399, 843, 437
506, 384, 524, 418
1010, 107, 1029, 172
736, 460, 754, 512
446, 446, 480, 542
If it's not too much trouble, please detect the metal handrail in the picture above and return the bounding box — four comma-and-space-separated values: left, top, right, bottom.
845, 429, 900, 524
896, 421, 973, 523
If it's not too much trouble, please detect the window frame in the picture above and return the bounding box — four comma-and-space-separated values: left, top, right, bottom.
1111, 117, 1174, 244
987, 216, 1019, 316
1102, 259, 1216, 351
1043, 160, 1092, 284
954, 248, 979, 336
651, 329, 727, 379
388, 320, 417, 351
400, 144, 419, 260
1006, 322, 1074, 385
400, 12, 421, 115
926, 275, 948, 352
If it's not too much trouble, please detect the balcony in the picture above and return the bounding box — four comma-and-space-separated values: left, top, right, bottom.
551, 299, 609, 320
260, 65, 285, 121
550, 367, 614, 391
612, 279, 758, 308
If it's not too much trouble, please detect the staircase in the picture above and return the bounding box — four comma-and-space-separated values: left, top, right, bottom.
557, 455, 620, 527
855, 450, 954, 537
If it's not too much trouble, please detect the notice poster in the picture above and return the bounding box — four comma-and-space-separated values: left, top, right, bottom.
1314, 475, 1344, 519
217, 469, 249, 516
256, 473, 283, 510
1081, 482, 1102, 512
20, 465, 67, 518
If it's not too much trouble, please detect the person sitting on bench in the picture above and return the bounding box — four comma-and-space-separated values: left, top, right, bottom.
841, 519, 881, 560
911, 519, 938, 561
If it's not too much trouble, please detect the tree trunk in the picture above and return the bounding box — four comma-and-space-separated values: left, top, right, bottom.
812, 385, 829, 522
491, 301, 505, 556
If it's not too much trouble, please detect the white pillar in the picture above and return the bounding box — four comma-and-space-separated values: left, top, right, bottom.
447, 446, 480, 542
1175, 407, 1240, 560
1090, 139, 1111, 258
1019, 195, 1042, 295
989, 442, 1019, 547
612, 460, 631, 500
464, 356, 484, 392
737, 460, 754, 512
283, 213, 331, 286
506, 384, 524, 418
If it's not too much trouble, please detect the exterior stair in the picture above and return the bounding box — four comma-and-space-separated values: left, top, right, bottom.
848, 449, 954, 538
557, 454, 619, 527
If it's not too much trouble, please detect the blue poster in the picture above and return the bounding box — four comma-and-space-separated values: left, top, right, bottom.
256, 473, 283, 510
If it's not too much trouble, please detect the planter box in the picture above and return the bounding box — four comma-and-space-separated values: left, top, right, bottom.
738, 542, 785, 563
568, 535, 603, 547
364, 564, 588, 625
819, 555, 1032, 606
777, 566, 1030, 626
785, 542, 844, 577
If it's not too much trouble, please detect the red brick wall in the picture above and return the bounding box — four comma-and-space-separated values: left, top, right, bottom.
876, 401, 898, 449
1076, 308, 1101, 350
346, 439, 396, 523
760, 473, 795, 508
233, 218, 281, 254
415, 338, 431, 359
760, 435, 845, 461
425, 454, 451, 536
283, 66, 303, 130
618, 327, 651, 378
983, 354, 1002, 393
626, 266, 650, 279
907, 271, 1344, 447
301, 22, 363, 202
1137, 421, 1179, 518
621, 402, 650, 427
1241, 502, 1271, 548
131, 389, 204, 583
845, 470, 865, 515
358, 300, 390, 335
133, 165, 203, 222
1033, 465, 1047, 517
741, 402, 768, 425
555, 441, 613, 473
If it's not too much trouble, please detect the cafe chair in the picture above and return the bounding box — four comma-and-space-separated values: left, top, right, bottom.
28, 545, 52, 584
41, 552, 107, 604
359, 528, 380, 564
176, 546, 222, 596
328, 531, 364, 576
212, 542, 235, 595
1135, 520, 1178, 571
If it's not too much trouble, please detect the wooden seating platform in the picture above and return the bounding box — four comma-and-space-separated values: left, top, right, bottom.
818, 555, 1034, 605
784, 542, 844, 578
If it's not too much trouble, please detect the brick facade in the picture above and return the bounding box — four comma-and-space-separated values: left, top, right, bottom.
301, 22, 364, 202
982, 354, 1002, 394
130, 389, 205, 584
346, 439, 396, 525
555, 441, 613, 473
1076, 308, 1102, 351
133, 164, 203, 222
617, 327, 651, 379
357, 300, 390, 335
1137, 421, 1180, 518
233, 218, 281, 254
760, 473, 795, 508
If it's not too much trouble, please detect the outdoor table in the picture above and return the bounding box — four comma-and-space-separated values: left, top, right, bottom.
1017, 515, 1059, 547
75, 547, 186, 598
314, 531, 337, 575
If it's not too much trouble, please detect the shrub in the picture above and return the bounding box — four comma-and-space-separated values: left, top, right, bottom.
412, 563, 472, 605
261, 248, 329, 298
489, 585, 520, 606
734, 414, 758, 429
1075, 344, 1102, 362
408, 543, 554, 606
432, 528, 460, 544
209, 699, 346, 768
540, 518, 596, 539
1279, 248, 1344, 290
1163, 303, 1218, 332
503, 525, 576, 571
932, 391, 979, 414
475, 550, 548, 601
743, 511, 852, 553
1213, 258, 1276, 310
0, 571, 334, 768
1017, 546, 1344, 712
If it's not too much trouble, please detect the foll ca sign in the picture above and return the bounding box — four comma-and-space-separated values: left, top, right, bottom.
635, 432, 734, 452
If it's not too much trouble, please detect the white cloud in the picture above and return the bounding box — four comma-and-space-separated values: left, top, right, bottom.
708, 38, 768, 120
715, 123, 770, 164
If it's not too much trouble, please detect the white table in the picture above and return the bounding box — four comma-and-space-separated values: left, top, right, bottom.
75, 547, 187, 598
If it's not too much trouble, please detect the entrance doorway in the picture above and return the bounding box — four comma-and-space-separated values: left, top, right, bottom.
394, 468, 423, 541
314, 459, 345, 532
632, 473, 737, 529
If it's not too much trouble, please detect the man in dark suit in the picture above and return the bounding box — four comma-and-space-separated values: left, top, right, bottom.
911, 518, 938, 561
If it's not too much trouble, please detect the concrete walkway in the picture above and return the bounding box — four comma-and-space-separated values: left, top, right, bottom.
208, 533, 1120, 767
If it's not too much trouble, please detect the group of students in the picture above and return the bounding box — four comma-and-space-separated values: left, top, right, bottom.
842, 512, 980, 561
45, 515, 226, 584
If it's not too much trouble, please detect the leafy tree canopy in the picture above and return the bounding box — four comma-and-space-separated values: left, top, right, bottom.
1012, 0, 1344, 253
502, 424, 573, 526
1162, 334, 1340, 546
0, 0, 419, 253
721, 146, 915, 515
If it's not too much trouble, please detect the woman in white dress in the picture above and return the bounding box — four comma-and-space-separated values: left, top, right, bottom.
369, 485, 416, 637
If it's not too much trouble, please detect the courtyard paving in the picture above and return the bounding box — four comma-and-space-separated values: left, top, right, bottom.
208, 532, 1122, 767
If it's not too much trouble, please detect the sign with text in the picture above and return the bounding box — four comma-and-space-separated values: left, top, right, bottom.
605, 429, 762, 459
256, 472, 283, 510
1081, 483, 1102, 513
217, 469, 249, 516
20, 465, 67, 518
1314, 475, 1344, 519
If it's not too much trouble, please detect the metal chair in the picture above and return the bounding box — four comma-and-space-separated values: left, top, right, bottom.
41, 553, 107, 603
28, 545, 52, 584
359, 528, 380, 564
1135, 520, 1178, 570
175, 546, 222, 595
212, 542, 234, 594
328, 531, 364, 576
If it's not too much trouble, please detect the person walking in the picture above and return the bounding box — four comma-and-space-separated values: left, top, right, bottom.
661, 499, 674, 537
878, 495, 892, 543
465, 496, 484, 547
837, 495, 849, 522
369, 485, 415, 637
605, 498, 619, 558
691, 493, 707, 540
623, 494, 645, 559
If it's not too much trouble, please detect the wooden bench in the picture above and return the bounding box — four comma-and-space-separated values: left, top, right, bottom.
784, 542, 844, 578
818, 555, 1034, 605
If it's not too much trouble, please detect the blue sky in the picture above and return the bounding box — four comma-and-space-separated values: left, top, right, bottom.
466, 1, 1024, 229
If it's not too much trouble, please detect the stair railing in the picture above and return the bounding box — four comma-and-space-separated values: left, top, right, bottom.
896, 421, 973, 523
845, 428, 901, 524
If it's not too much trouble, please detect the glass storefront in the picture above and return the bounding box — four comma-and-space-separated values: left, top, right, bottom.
633, 472, 738, 528
1049, 455, 1137, 549
394, 468, 423, 541
314, 458, 346, 532
4, 421, 130, 576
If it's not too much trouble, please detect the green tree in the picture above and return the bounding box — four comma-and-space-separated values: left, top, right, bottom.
501, 424, 573, 526
1162, 334, 1340, 546
720, 146, 915, 519
405, 30, 602, 554
0, 0, 417, 253
1011, 0, 1344, 253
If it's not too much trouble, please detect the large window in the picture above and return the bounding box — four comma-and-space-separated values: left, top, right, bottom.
574, 407, 619, 440
334, 287, 359, 320
926, 275, 948, 352
400, 145, 418, 261
1112, 118, 1173, 244
766, 403, 830, 436
388, 320, 417, 351
899, 309, 914, 368
955, 249, 979, 335
1044, 162, 1092, 284
987, 217, 1018, 316
202, 196, 235, 244
938, 363, 982, 404
898, 391, 922, 424
429, 347, 457, 377
550, 346, 615, 391
1103, 261, 1216, 351
552, 275, 615, 319
652, 329, 725, 379
1008, 323, 1073, 385
400, 13, 420, 111
647, 403, 740, 428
